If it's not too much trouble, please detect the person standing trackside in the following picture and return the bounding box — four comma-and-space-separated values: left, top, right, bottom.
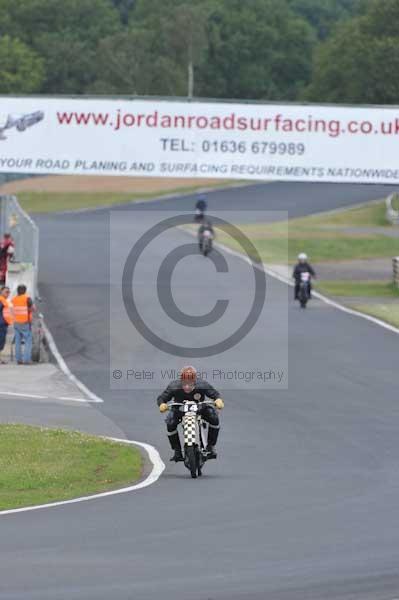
0, 286, 13, 364
0, 233, 15, 286
12, 285, 34, 365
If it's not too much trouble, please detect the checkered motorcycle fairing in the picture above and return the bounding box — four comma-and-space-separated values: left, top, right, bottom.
183, 413, 198, 447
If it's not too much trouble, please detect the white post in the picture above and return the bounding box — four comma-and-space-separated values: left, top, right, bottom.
188, 60, 194, 99
386, 194, 399, 225
393, 257, 399, 288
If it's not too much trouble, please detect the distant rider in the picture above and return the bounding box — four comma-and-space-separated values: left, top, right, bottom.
195, 195, 207, 214
292, 253, 316, 300
198, 219, 214, 252
195, 195, 207, 222
157, 366, 225, 462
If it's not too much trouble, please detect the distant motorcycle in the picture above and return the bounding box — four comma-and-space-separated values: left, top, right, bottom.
167, 400, 216, 478
200, 229, 213, 256
298, 271, 311, 308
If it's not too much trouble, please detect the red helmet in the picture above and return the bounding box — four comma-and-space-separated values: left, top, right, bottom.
180, 366, 197, 392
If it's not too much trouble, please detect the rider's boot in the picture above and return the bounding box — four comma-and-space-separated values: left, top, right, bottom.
171, 449, 184, 462
168, 431, 183, 462
206, 425, 219, 459
205, 445, 217, 459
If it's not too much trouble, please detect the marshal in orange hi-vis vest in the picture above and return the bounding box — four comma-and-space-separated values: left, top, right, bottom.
0, 295, 13, 325
12, 294, 32, 324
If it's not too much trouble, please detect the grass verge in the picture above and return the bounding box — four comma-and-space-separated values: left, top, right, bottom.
300, 200, 388, 227
212, 199, 399, 329
352, 304, 399, 329
216, 224, 396, 264
0, 424, 142, 510
215, 199, 396, 264
19, 182, 232, 213
315, 281, 399, 298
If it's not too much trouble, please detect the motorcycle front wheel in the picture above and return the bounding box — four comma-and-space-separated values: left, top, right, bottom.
185, 446, 197, 478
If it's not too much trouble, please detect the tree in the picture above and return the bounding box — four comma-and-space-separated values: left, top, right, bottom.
0, 35, 44, 93
90, 29, 185, 95
0, 0, 369, 99
110, 0, 136, 25
288, 0, 361, 39
130, 0, 211, 97
306, 0, 399, 104
197, 0, 315, 101
163, 4, 209, 97
0, 0, 120, 93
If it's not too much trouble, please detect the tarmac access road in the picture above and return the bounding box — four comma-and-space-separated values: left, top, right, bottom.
0, 181, 398, 600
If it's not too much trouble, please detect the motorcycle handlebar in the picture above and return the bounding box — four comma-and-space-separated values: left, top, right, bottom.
167, 400, 215, 409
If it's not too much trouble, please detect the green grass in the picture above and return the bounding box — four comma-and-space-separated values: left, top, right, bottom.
353, 304, 399, 329
19, 182, 232, 213
0, 425, 142, 510
213, 198, 399, 264
315, 281, 399, 297
299, 200, 388, 227
19, 191, 143, 213
271, 235, 396, 263
216, 223, 397, 264
213, 199, 399, 328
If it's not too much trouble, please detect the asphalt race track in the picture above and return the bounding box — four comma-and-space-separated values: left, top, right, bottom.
1, 181, 399, 600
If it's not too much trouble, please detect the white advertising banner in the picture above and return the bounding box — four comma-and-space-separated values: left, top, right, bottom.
1, 96, 399, 183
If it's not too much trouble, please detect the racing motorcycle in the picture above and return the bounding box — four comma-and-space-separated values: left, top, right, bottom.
200, 229, 213, 256
168, 400, 215, 478
298, 271, 311, 308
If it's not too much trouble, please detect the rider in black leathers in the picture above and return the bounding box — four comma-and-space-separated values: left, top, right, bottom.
195, 196, 207, 213
157, 366, 224, 462
292, 253, 316, 300
198, 220, 214, 252
195, 196, 207, 223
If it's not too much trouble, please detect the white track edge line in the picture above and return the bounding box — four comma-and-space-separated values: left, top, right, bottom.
183, 227, 399, 337
0, 437, 165, 516
0, 391, 96, 403
218, 240, 399, 336
41, 320, 103, 403
57, 396, 94, 403
0, 391, 48, 399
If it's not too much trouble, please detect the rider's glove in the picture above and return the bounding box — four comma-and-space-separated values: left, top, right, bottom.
159, 403, 169, 413
215, 398, 224, 410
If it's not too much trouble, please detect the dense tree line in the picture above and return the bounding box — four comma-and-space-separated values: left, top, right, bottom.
0, 0, 394, 104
